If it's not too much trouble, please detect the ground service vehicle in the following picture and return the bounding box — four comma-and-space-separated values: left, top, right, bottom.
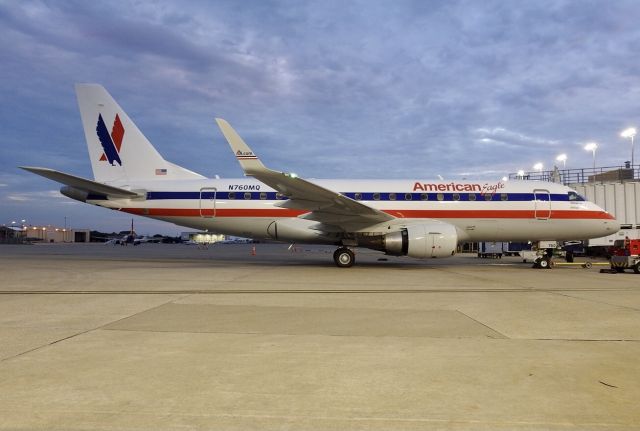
610, 239, 640, 273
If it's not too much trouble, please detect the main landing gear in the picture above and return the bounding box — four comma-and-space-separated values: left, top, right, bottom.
333, 247, 355, 268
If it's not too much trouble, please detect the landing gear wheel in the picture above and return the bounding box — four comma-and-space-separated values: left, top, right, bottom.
634, 262, 640, 274
538, 257, 551, 269
565, 251, 574, 263
333, 248, 355, 268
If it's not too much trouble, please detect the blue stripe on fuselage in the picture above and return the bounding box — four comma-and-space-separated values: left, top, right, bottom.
143, 191, 574, 202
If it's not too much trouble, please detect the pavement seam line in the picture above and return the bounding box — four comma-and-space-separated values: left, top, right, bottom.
0, 287, 634, 294
454, 310, 510, 339
0, 293, 190, 362
98, 327, 504, 339
545, 290, 640, 312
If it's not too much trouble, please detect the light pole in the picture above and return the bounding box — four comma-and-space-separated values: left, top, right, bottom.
555, 154, 567, 169
621, 127, 636, 167
584, 142, 598, 170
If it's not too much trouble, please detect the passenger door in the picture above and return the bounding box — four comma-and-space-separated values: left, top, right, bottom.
199, 187, 217, 218
533, 189, 551, 220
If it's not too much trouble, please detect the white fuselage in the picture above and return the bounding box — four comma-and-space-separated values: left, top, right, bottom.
89, 178, 618, 244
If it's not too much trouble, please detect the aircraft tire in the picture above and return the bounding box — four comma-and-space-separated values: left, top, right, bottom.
565, 251, 574, 263
334, 248, 355, 268
634, 262, 640, 274
538, 258, 550, 269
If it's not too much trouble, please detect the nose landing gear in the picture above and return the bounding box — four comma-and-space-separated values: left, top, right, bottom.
333, 247, 355, 268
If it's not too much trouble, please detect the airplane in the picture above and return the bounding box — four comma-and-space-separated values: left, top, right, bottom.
22, 84, 619, 267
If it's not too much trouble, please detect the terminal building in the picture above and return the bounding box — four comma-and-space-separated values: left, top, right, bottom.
1, 225, 91, 243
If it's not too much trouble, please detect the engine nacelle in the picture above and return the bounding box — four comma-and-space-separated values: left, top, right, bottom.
383, 222, 458, 258
60, 186, 89, 203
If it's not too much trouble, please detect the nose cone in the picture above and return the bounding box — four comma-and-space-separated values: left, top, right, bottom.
596, 207, 620, 237
603, 217, 620, 235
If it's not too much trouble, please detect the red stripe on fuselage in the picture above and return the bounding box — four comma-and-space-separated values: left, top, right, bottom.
119, 208, 614, 220
384, 209, 614, 219
122, 208, 307, 217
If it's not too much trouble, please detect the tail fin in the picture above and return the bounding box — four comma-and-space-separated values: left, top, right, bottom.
75, 84, 204, 183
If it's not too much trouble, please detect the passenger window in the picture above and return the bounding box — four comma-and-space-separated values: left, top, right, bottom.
500, 193, 508, 201
373, 193, 380, 201
276, 193, 286, 200
244, 192, 252, 200
404, 193, 412, 200
228, 192, 236, 200
354, 193, 362, 200
389, 193, 396, 201
259, 192, 267, 200
453, 193, 460, 201
484, 194, 492, 201
420, 193, 428, 201
468, 193, 476, 201
437, 193, 444, 201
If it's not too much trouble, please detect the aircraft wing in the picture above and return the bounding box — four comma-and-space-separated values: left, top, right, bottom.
215, 119, 394, 230
20, 166, 142, 198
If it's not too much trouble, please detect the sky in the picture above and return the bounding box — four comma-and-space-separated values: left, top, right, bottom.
1, 0, 640, 235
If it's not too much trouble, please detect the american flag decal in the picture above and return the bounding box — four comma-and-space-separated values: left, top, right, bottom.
155, 168, 167, 175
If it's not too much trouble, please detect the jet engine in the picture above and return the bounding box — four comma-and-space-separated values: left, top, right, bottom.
361, 222, 458, 258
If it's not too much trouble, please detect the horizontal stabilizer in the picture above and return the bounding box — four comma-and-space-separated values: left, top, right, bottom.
20, 166, 142, 198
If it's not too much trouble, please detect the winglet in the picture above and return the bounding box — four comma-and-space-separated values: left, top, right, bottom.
215, 118, 267, 176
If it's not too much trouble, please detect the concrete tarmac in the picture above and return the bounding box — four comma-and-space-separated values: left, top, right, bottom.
0, 243, 639, 430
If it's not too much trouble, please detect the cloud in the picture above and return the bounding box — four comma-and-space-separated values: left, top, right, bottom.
474, 127, 560, 149
4, 190, 63, 202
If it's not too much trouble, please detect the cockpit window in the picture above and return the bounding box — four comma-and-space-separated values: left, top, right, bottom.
568, 191, 585, 202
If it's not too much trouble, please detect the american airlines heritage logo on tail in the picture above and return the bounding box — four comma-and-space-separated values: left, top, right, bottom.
96, 113, 125, 166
